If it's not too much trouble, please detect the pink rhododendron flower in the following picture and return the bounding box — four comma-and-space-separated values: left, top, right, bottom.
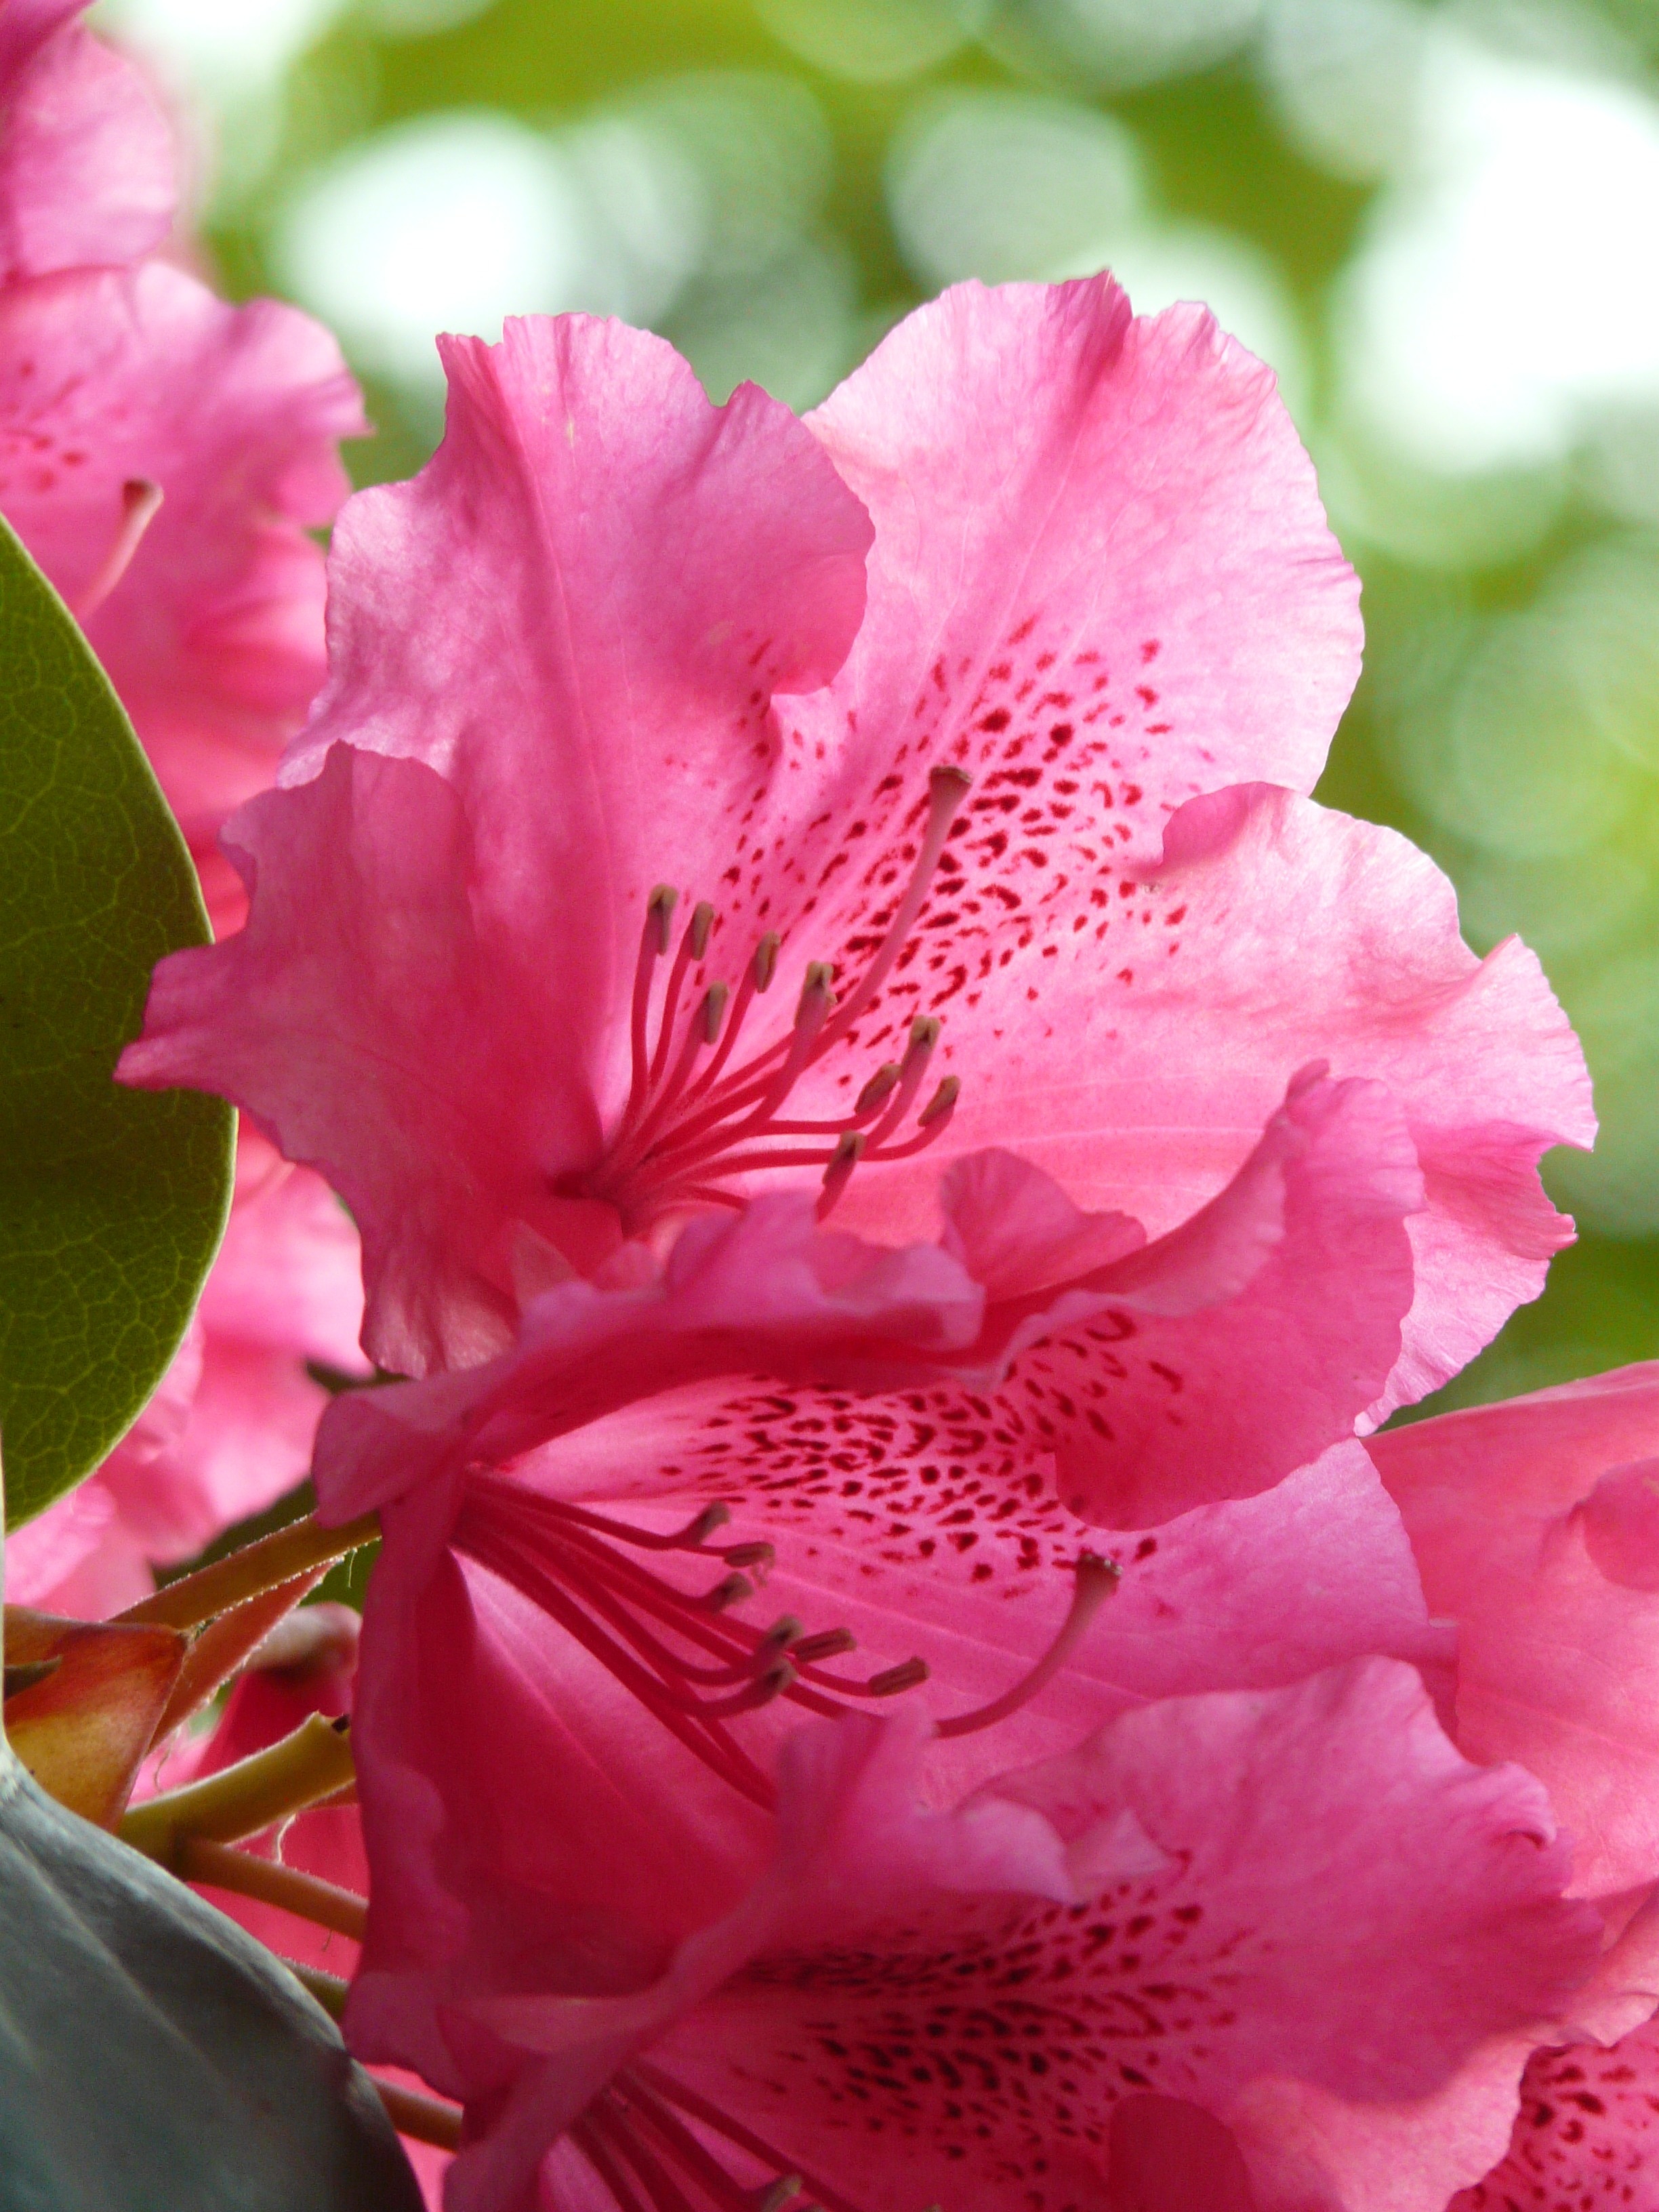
6, 1130, 369, 1616
1369, 1364, 1659, 1913
0, 264, 366, 883
0, 0, 172, 283
120, 284, 1588, 1399
345, 1675, 1597, 2212
0, 0, 365, 905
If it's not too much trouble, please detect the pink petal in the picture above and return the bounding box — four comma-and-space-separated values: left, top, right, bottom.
310, 1194, 983, 1519
0, 260, 365, 846
1370, 1364, 1659, 1903
834, 783, 1589, 1420
804, 276, 1359, 868
452, 1668, 1595, 2212
0, 2, 173, 283
1448, 2013, 1659, 2210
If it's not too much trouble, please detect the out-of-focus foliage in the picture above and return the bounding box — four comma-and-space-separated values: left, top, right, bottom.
96, 0, 1659, 1412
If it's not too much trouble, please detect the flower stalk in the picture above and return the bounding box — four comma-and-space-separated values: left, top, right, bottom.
119, 1711, 356, 1868
115, 1511, 380, 1633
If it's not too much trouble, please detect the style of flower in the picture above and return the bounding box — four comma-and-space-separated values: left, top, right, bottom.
121, 284, 1586, 1406
344, 1675, 1598, 2212
5, 1130, 369, 1616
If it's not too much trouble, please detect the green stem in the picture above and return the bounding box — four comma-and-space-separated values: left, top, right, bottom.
116, 1512, 381, 1633
119, 1713, 355, 1868
180, 1834, 367, 1940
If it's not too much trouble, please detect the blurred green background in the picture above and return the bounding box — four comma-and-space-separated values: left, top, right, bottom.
98, 0, 1659, 1415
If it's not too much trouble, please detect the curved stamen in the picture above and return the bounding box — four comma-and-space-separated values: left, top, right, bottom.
935, 1553, 1120, 1739
458, 1483, 929, 1802
584, 764, 972, 1231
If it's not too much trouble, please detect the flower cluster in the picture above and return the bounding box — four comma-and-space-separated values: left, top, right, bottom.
16, 11, 1659, 2206
0, 0, 369, 1614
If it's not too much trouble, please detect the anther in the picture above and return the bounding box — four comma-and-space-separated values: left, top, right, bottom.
704, 1573, 754, 1612
646, 885, 680, 956
790, 1627, 856, 1664
700, 982, 730, 1045
757, 2181, 804, 2212
689, 901, 715, 961
919, 1076, 959, 1125
816, 1132, 863, 1222
682, 1503, 731, 1547
753, 933, 780, 992
868, 1657, 930, 1696
796, 961, 836, 1023
722, 1542, 774, 1574
758, 1616, 804, 1658
854, 1062, 901, 1116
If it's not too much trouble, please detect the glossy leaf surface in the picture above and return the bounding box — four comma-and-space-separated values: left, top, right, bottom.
0, 514, 232, 1525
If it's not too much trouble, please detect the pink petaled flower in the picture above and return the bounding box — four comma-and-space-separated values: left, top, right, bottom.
344, 1676, 1598, 2212
326, 1179, 1468, 2135
120, 283, 1588, 1403
0, 0, 173, 284
0, 264, 367, 890
5, 1129, 369, 1616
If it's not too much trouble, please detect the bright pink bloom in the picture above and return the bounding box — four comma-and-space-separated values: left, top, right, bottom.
0, 262, 365, 878
345, 1674, 1597, 2212
6, 1129, 369, 1616
1448, 2011, 1659, 2210
0, 0, 172, 283
1368, 1365, 1659, 1910
316, 1069, 1421, 1532
119, 285, 1587, 1394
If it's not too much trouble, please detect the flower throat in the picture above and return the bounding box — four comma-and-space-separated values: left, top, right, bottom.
569, 764, 973, 1230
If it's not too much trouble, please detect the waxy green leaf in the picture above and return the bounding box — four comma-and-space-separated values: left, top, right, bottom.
0, 514, 233, 1527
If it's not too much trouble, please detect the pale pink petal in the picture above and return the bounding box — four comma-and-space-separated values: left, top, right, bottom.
0, 260, 365, 845
801, 276, 1359, 866
828, 783, 1589, 1420
0, 2, 173, 282
447, 1668, 1595, 2212
1369, 1364, 1659, 1904
991, 1067, 1419, 1525
310, 1195, 983, 1520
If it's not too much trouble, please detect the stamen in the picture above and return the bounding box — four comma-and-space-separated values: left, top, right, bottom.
935, 1553, 1120, 1738
815, 763, 972, 1048
815, 1133, 862, 1222
456, 1481, 935, 1807
632, 2066, 869, 2212
627, 887, 680, 1124
586, 766, 972, 1234
789, 1628, 854, 1664
863, 1018, 939, 1151
649, 902, 717, 1088
77, 478, 163, 619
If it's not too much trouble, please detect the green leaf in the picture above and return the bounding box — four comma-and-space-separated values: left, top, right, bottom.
0, 514, 233, 1527
0, 1742, 424, 2211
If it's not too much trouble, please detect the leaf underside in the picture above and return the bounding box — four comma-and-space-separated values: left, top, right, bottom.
0, 1747, 423, 2212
